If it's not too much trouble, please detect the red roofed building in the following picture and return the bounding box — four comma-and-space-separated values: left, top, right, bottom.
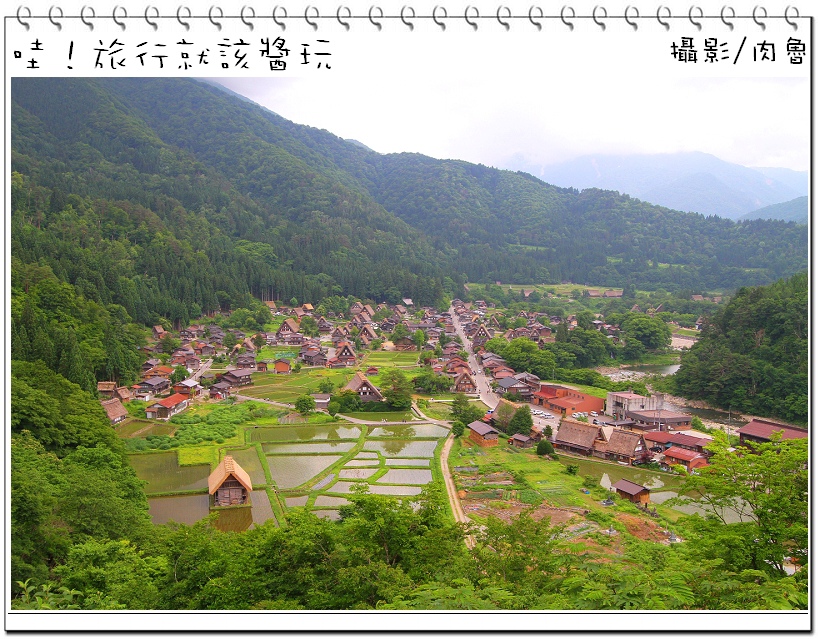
737, 419, 808, 447
661, 446, 708, 472
146, 393, 189, 420
532, 384, 604, 417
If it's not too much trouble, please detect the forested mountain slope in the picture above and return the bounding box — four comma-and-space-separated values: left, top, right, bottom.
674, 272, 808, 424
12, 77, 807, 307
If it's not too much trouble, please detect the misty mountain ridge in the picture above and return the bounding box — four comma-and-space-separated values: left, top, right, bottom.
507, 151, 806, 220
739, 196, 808, 224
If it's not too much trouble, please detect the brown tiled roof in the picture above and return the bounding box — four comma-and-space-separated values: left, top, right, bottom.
97, 381, 117, 392
468, 421, 500, 437
208, 455, 253, 494
612, 479, 649, 496
664, 446, 704, 462
668, 433, 709, 448
642, 431, 675, 444
555, 420, 600, 451
606, 430, 644, 457
737, 419, 808, 441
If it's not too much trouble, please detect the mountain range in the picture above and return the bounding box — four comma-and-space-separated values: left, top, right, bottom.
507, 152, 807, 221
10, 78, 807, 323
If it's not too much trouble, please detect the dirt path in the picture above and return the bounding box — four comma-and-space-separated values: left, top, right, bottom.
439, 433, 475, 549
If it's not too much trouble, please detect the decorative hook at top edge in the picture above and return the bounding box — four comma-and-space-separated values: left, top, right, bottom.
81, 5, 95, 30
497, 5, 511, 31
401, 5, 415, 31
369, 5, 383, 31
465, 6, 479, 31
753, 5, 767, 31
177, 6, 191, 31
784, 5, 799, 30
432, 5, 447, 30
529, 5, 543, 31
241, 5, 255, 30
560, 6, 575, 31
593, 5, 607, 31
624, 5, 639, 31
144, 5, 159, 30
208, 5, 223, 31
337, 5, 351, 31
720, 6, 735, 31
272, 5, 287, 30
656, 6, 671, 31
48, 5, 64, 30
688, 6, 703, 31
17, 5, 32, 30
112, 5, 127, 30
304, 6, 319, 31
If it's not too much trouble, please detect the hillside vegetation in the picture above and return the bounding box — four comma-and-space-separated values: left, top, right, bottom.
674, 272, 807, 424
12, 77, 807, 325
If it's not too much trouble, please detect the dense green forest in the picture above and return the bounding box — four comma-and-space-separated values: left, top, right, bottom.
673, 273, 808, 424
12, 77, 806, 320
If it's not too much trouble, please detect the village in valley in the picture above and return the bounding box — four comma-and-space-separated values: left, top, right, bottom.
99, 290, 807, 561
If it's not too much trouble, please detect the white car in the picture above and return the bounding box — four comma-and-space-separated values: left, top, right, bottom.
590, 411, 598, 417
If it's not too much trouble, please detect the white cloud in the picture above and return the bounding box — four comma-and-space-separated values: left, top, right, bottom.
213, 73, 808, 172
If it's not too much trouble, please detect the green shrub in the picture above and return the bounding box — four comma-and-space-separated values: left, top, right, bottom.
536, 440, 554, 456
582, 475, 597, 489
565, 464, 579, 476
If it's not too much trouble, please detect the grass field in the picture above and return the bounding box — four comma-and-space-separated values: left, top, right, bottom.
239, 370, 354, 403
115, 419, 177, 438
362, 351, 420, 367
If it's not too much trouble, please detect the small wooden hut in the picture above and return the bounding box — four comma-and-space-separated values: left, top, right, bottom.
611, 479, 650, 505
208, 455, 253, 507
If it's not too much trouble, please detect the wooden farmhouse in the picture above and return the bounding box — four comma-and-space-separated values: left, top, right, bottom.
273, 358, 292, 374
554, 419, 608, 456
208, 455, 253, 507
467, 421, 500, 447
100, 398, 128, 425
221, 369, 254, 388
452, 372, 477, 393
343, 371, 384, 402
509, 433, 534, 448
604, 429, 648, 465
209, 381, 232, 400
335, 342, 358, 366
612, 479, 651, 505
146, 393, 189, 420
97, 381, 118, 398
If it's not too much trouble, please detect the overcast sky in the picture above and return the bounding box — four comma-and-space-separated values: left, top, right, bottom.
213, 75, 808, 175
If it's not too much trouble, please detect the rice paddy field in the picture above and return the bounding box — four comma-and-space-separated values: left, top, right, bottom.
125, 401, 450, 529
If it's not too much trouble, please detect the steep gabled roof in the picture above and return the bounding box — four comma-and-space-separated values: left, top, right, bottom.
208, 455, 253, 494
555, 420, 601, 451
343, 371, 383, 400
100, 398, 128, 422
606, 429, 645, 457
